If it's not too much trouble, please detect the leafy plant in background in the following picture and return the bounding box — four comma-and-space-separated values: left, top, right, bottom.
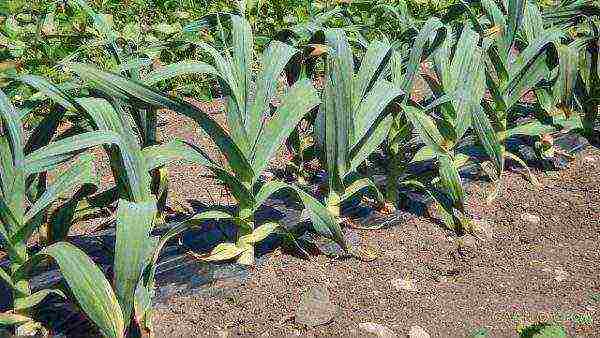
461, 0, 587, 199
66, 14, 346, 265
384, 16, 447, 208
517, 322, 568, 338
0, 85, 128, 336
397, 24, 488, 232
313, 29, 402, 221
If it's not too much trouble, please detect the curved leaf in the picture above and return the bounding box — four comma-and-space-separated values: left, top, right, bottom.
143, 61, 221, 86
23, 131, 121, 175
42, 242, 125, 338
252, 79, 320, 176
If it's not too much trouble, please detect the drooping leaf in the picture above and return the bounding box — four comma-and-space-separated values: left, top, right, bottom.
239, 222, 279, 244
41, 242, 125, 338
23, 131, 121, 175
24, 154, 96, 223
14, 289, 66, 311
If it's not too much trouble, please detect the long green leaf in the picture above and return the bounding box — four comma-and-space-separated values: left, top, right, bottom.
66, 63, 254, 183
322, 28, 354, 193
42, 242, 125, 338
403, 105, 446, 155
143, 61, 221, 86
24, 154, 96, 223
247, 41, 298, 144
472, 107, 504, 174
23, 131, 121, 175
114, 199, 157, 329
252, 79, 320, 177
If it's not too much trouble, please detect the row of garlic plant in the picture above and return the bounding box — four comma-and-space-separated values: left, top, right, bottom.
1, 0, 599, 336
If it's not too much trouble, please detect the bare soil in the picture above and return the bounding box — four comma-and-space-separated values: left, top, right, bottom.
153, 147, 600, 337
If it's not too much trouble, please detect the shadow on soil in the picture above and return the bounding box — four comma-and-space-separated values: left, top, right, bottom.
0, 130, 595, 336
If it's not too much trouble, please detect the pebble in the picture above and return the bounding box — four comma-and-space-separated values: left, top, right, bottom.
458, 235, 479, 248
472, 219, 495, 240
554, 267, 568, 282
521, 213, 541, 224
408, 325, 430, 338
359, 322, 397, 337
295, 286, 339, 327
391, 278, 418, 292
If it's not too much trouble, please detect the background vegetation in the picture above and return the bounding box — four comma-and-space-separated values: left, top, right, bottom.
0, 0, 598, 337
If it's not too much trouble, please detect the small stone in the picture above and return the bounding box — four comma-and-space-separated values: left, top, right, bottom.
584, 156, 597, 163
554, 267, 568, 282
359, 322, 397, 338
391, 278, 418, 292
385, 249, 408, 260
408, 325, 430, 338
521, 213, 541, 224
472, 219, 494, 240
295, 286, 339, 327
457, 234, 479, 249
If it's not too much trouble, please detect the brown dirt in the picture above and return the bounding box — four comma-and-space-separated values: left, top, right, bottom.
153, 147, 600, 337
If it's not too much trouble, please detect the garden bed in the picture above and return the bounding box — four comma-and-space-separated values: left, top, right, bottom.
152, 146, 600, 337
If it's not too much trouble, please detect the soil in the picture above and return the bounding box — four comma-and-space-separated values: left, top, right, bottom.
3, 102, 598, 337
152, 147, 600, 337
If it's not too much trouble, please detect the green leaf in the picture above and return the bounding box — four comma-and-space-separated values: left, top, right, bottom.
0, 266, 14, 289
411, 145, 437, 163
252, 79, 320, 176
42, 242, 125, 338
403, 105, 446, 155
438, 155, 464, 210
398, 18, 446, 92
291, 185, 346, 251
349, 114, 393, 174
66, 63, 254, 184
199, 243, 244, 261
230, 15, 254, 124
340, 177, 384, 204
143, 61, 221, 86
253, 181, 290, 212
14, 289, 66, 311
354, 40, 392, 109
504, 120, 557, 139
19, 75, 75, 110
322, 28, 355, 193
24, 131, 121, 175
114, 199, 157, 328
506, 0, 526, 50
472, 107, 504, 175
24, 154, 96, 223
352, 80, 401, 148
246, 41, 298, 144
553, 44, 578, 110
519, 323, 567, 338
145, 140, 254, 209
141, 139, 213, 170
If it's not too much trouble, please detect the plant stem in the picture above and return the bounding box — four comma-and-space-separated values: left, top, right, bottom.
326, 191, 341, 219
